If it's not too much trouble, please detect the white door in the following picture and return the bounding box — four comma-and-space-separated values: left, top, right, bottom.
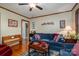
22, 21, 28, 44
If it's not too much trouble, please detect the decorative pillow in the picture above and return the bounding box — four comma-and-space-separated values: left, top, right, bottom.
34, 34, 40, 40
72, 41, 79, 56
53, 33, 59, 42
58, 34, 64, 42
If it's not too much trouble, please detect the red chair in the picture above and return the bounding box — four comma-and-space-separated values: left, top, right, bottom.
0, 44, 12, 56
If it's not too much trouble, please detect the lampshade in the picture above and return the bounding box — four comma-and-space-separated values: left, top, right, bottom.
65, 26, 72, 31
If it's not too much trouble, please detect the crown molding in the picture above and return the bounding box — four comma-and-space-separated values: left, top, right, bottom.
71, 3, 78, 11
0, 3, 78, 19
30, 10, 72, 19
0, 6, 30, 19
30, 3, 78, 19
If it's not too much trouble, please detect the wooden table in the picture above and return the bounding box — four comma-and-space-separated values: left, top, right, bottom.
28, 42, 49, 56
65, 39, 77, 43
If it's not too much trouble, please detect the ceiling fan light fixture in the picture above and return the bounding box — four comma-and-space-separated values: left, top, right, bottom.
29, 3, 36, 8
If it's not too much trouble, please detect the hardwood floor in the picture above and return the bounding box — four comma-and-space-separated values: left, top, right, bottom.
11, 41, 29, 56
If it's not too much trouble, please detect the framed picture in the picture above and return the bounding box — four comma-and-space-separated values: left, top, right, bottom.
8, 19, 18, 27
60, 20, 65, 28
32, 22, 35, 29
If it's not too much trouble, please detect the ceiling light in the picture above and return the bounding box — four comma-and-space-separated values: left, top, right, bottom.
29, 3, 36, 8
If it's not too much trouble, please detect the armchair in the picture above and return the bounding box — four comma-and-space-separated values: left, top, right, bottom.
0, 44, 12, 56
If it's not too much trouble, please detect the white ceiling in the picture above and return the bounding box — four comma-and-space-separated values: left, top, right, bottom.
0, 3, 75, 18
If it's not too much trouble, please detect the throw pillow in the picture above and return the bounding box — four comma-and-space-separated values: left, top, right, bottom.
34, 34, 40, 40
53, 33, 59, 42
72, 41, 79, 56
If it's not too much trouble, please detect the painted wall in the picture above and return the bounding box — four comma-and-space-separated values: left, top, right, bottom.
30, 12, 73, 33
0, 8, 29, 44
72, 4, 79, 31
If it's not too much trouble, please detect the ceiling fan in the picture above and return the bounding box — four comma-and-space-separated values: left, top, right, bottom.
18, 3, 43, 11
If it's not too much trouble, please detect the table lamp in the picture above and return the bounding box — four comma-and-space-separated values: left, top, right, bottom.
65, 26, 72, 39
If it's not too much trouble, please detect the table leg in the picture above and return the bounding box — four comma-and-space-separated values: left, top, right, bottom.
48, 46, 50, 56
28, 45, 30, 56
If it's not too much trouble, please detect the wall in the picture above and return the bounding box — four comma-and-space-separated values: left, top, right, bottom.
0, 8, 29, 44
30, 12, 73, 33
72, 4, 79, 31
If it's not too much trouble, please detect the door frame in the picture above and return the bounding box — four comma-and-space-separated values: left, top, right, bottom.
0, 13, 1, 44
75, 8, 79, 34
21, 19, 30, 41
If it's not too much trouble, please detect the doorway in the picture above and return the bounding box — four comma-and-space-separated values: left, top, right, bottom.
21, 19, 30, 44
0, 13, 1, 44
75, 8, 79, 34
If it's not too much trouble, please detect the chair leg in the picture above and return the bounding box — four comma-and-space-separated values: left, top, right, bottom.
42, 53, 45, 56
45, 52, 47, 56
28, 50, 30, 56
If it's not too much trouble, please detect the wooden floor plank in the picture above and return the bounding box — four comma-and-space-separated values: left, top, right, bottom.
11, 41, 29, 56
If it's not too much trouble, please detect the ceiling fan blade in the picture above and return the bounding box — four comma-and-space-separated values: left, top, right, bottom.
35, 5, 43, 10
29, 8, 32, 11
18, 3, 29, 5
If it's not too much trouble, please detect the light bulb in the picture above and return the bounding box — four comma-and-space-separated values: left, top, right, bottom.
29, 3, 35, 8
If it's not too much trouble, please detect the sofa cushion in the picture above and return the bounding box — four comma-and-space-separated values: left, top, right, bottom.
50, 42, 63, 47
60, 49, 72, 56
37, 33, 54, 40
50, 46, 63, 51
63, 43, 74, 49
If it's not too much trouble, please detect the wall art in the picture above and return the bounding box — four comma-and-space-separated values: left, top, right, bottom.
8, 19, 18, 27
60, 20, 65, 28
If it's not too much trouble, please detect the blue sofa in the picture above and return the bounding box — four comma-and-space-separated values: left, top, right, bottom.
59, 43, 74, 56
31, 33, 65, 51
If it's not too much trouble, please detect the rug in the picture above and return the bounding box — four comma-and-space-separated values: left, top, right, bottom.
22, 49, 59, 56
